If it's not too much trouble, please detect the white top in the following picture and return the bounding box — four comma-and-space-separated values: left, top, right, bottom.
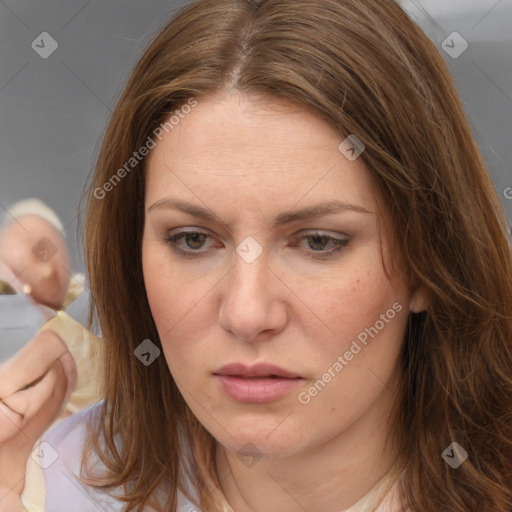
21, 402, 404, 511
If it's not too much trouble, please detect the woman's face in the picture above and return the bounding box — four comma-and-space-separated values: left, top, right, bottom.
142, 92, 417, 459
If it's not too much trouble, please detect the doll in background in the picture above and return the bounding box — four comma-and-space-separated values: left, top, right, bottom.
0, 198, 104, 418
0, 198, 78, 310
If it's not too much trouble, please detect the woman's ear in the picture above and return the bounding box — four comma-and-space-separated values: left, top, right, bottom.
409, 286, 431, 313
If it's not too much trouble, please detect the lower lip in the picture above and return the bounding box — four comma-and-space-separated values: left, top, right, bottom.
215, 375, 303, 404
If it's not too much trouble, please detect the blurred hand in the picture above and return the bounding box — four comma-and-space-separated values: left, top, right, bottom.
0, 485, 23, 512
0, 330, 77, 508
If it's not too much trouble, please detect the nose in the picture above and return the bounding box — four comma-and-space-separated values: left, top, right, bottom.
218, 252, 288, 342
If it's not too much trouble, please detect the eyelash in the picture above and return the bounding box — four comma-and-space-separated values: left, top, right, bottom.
164, 230, 350, 260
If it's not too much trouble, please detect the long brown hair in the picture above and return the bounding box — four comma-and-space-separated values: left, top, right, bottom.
83, 0, 512, 510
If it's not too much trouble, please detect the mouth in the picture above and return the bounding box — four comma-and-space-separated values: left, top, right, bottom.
214, 362, 301, 379
214, 362, 303, 404
229, 375, 289, 379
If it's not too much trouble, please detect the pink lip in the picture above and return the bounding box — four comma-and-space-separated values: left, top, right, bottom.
215, 362, 301, 379
214, 363, 303, 404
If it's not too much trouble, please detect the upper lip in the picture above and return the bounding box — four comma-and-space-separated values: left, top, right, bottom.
214, 362, 301, 379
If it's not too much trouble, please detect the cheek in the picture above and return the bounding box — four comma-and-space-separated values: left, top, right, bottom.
298, 270, 408, 428
142, 242, 181, 331
142, 241, 214, 361
143, 246, 189, 378
294, 248, 406, 349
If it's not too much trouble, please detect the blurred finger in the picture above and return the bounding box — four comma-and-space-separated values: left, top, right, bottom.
7, 352, 76, 435
0, 402, 23, 444
26, 351, 77, 424
0, 484, 23, 512
0, 330, 70, 400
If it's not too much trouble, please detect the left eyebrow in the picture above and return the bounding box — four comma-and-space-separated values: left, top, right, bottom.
271, 200, 372, 228
146, 198, 372, 230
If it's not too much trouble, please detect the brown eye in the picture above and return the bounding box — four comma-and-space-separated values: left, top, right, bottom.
289, 232, 350, 259
182, 232, 207, 249
165, 230, 213, 257
307, 234, 333, 251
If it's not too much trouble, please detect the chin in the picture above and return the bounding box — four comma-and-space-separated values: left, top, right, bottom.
215, 420, 302, 455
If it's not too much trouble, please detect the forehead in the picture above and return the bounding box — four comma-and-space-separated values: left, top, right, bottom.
150, 92, 339, 164
144, 92, 376, 215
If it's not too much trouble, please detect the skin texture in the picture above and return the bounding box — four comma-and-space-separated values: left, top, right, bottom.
142, 92, 428, 512
0, 214, 70, 310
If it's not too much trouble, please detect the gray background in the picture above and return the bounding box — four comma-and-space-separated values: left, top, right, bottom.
0, 0, 511, 273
